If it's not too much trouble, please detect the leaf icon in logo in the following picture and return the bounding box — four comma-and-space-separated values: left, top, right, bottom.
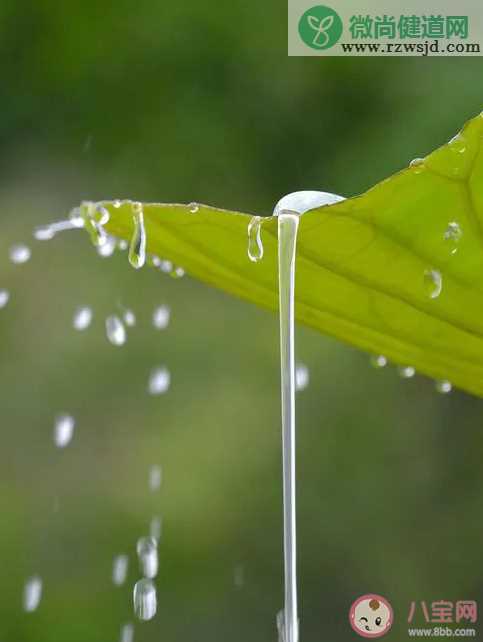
307, 13, 334, 47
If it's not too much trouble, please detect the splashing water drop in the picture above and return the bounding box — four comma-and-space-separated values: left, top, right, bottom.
149, 465, 162, 491
73, 306, 93, 331
148, 367, 171, 395
97, 236, 117, 257
370, 354, 387, 369
23, 576, 42, 612
435, 380, 452, 394
409, 158, 425, 174
112, 554, 129, 586
443, 221, 462, 255
424, 269, 442, 299
69, 207, 85, 228
123, 309, 136, 327
106, 315, 126, 346
54, 414, 75, 448
34, 225, 55, 240
0, 289, 10, 308
133, 578, 157, 621
273, 190, 344, 216
150, 516, 162, 541
10, 244, 31, 264
128, 203, 146, 269
295, 364, 309, 391
398, 366, 416, 379
136, 537, 158, 579
152, 305, 170, 330
247, 216, 264, 262
120, 623, 134, 642
81, 202, 108, 247
188, 202, 199, 214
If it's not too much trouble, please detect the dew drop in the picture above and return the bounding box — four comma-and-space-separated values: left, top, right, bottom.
443, 221, 462, 255
23, 576, 42, 612
128, 203, 146, 269
150, 516, 162, 541
112, 554, 129, 586
0, 289, 10, 308
424, 269, 442, 299
120, 622, 134, 642
123, 309, 136, 327
54, 414, 75, 448
370, 354, 387, 369
133, 578, 157, 621
152, 305, 170, 330
188, 202, 199, 214
148, 367, 171, 395
149, 465, 162, 492
136, 537, 158, 579
398, 365, 416, 379
435, 379, 452, 394
409, 158, 425, 174
295, 363, 309, 391
73, 306, 93, 331
247, 216, 264, 262
106, 315, 126, 346
10, 244, 31, 264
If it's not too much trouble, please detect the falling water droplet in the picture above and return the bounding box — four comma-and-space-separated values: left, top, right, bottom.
370, 354, 387, 369
112, 554, 129, 586
120, 623, 134, 642
409, 158, 425, 174
10, 244, 31, 264
123, 309, 136, 327
133, 578, 157, 621
188, 202, 199, 214
0, 289, 10, 308
443, 221, 462, 255
23, 576, 42, 612
435, 380, 452, 394
247, 216, 264, 262
128, 203, 146, 269
152, 305, 170, 330
295, 363, 309, 391
424, 269, 442, 299
150, 516, 162, 541
73, 306, 93, 331
136, 537, 158, 579
398, 366, 416, 379
54, 414, 75, 448
149, 465, 162, 492
106, 315, 126, 346
148, 367, 170, 395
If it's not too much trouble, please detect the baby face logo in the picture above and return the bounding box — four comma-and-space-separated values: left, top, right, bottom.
349, 594, 393, 638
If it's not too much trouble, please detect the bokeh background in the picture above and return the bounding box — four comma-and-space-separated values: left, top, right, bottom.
0, 2, 482, 641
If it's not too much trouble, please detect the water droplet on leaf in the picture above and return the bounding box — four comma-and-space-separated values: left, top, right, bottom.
128, 204, 146, 269
188, 202, 199, 214
247, 216, 264, 262
398, 366, 415, 379
443, 221, 462, 255
424, 269, 442, 299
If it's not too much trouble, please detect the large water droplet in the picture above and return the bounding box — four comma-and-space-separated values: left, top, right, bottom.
106, 315, 126, 346
295, 363, 309, 391
435, 380, 452, 394
443, 221, 462, 255
152, 305, 170, 330
0, 289, 10, 308
247, 216, 264, 262
424, 269, 442, 299
370, 354, 387, 369
136, 537, 158, 579
112, 554, 129, 586
10, 244, 31, 264
133, 578, 157, 621
23, 576, 42, 612
273, 190, 345, 216
73, 306, 93, 331
54, 414, 75, 448
398, 365, 415, 379
128, 203, 146, 269
148, 367, 170, 395
120, 623, 134, 642
149, 465, 162, 492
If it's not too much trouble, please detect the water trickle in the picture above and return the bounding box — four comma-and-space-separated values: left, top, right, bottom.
10, 244, 31, 264
133, 578, 157, 621
73, 306, 93, 331
295, 364, 309, 391
136, 537, 158, 579
0, 289, 10, 308
120, 623, 134, 642
106, 315, 127, 346
424, 269, 442, 299
128, 203, 146, 269
443, 221, 462, 255
152, 305, 170, 330
188, 202, 199, 214
398, 366, 416, 379
370, 354, 387, 369
435, 380, 452, 394
247, 216, 264, 262
148, 367, 171, 395
112, 554, 129, 586
150, 516, 162, 541
409, 158, 425, 174
53, 414, 75, 448
23, 576, 42, 612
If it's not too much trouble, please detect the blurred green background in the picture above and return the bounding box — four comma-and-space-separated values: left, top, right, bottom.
0, 1, 482, 641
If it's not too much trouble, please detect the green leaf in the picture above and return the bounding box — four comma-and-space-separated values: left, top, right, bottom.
89, 112, 483, 396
